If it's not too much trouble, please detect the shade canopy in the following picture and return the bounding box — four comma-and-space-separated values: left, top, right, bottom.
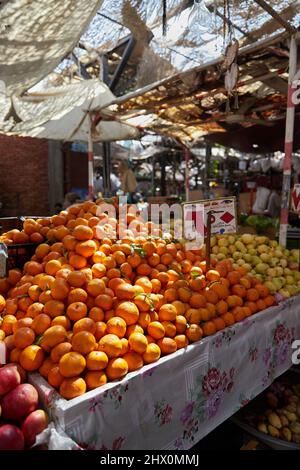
1, 79, 140, 142
0, 0, 103, 96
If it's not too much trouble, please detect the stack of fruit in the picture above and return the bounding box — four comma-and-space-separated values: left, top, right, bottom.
0, 201, 276, 399
0, 363, 48, 450
210, 233, 300, 299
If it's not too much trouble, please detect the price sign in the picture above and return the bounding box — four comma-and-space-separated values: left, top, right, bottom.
291, 184, 300, 213
183, 203, 205, 244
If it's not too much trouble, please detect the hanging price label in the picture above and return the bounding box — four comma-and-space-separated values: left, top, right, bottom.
291, 184, 300, 213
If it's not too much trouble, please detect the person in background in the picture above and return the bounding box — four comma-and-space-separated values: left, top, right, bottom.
54, 202, 63, 214
63, 192, 79, 209
94, 168, 121, 197
118, 161, 137, 203
264, 189, 281, 218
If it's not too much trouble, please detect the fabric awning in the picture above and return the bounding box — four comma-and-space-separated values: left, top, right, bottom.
0, 0, 103, 96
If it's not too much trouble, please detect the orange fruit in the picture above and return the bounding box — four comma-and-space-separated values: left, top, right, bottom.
85, 371, 107, 390
256, 299, 267, 311
19, 345, 45, 371
244, 301, 257, 314
66, 302, 87, 322
73, 225, 93, 241
256, 284, 269, 299
204, 288, 219, 304
128, 332, 148, 354
73, 317, 96, 335
126, 324, 144, 338
50, 279, 69, 301
51, 315, 71, 330
186, 324, 203, 342
106, 358, 128, 380
138, 312, 151, 329
59, 377, 86, 399
75, 240, 97, 258
135, 276, 152, 293
215, 300, 228, 316
86, 351, 109, 371
59, 351, 86, 378
158, 304, 177, 322
189, 293, 206, 308
202, 321, 217, 336
67, 288, 88, 304
45, 260, 61, 276
232, 307, 246, 322
240, 277, 251, 289
72, 331, 96, 355
172, 300, 185, 316
147, 321, 165, 340
206, 270, 220, 282
86, 279, 105, 297
69, 254, 87, 269
161, 321, 176, 338
88, 307, 105, 322
98, 334, 123, 358
39, 357, 54, 378
94, 321, 107, 341
264, 295, 275, 307
10, 348, 21, 363
119, 337, 129, 355
157, 337, 177, 355
116, 301, 139, 325
50, 342, 72, 363
106, 317, 127, 338
123, 351, 143, 371
40, 325, 67, 352
1, 315, 17, 335
48, 366, 64, 388
91, 263, 106, 278
212, 317, 226, 331
13, 327, 35, 349
43, 300, 65, 319
94, 294, 113, 311
175, 315, 187, 333
227, 271, 241, 285
245, 288, 259, 302
67, 271, 86, 288
174, 334, 188, 349
142, 343, 161, 363
221, 312, 235, 326
232, 284, 247, 298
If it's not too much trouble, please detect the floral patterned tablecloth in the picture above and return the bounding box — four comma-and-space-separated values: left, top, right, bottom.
29, 295, 300, 450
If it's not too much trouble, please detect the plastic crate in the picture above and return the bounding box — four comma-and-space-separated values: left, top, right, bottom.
6, 243, 38, 272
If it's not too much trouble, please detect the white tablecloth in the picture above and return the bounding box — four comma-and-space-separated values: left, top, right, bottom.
30, 295, 300, 450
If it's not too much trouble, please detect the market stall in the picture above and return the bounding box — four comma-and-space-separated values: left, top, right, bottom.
30, 295, 300, 450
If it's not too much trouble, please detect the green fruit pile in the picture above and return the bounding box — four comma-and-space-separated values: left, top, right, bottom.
210, 234, 300, 299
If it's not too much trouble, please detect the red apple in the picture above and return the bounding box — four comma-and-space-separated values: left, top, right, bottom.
0, 364, 21, 396
1, 383, 38, 422
0, 424, 25, 450
21, 409, 48, 447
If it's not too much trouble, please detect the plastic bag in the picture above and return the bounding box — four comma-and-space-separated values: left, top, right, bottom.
33, 422, 82, 450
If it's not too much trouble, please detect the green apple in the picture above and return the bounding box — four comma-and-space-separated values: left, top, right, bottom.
256, 263, 268, 274
257, 244, 269, 254
280, 259, 288, 268
237, 259, 245, 266
218, 238, 229, 247
265, 281, 276, 294
219, 247, 228, 255
216, 253, 226, 261
243, 254, 252, 263
232, 251, 241, 261
248, 248, 257, 256
243, 263, 252, 272
211, 236, 217, 247
279, 288, 290, 298
260, 253, 270, 263
252, 256, 261, 266
235, 241, 246, 252
269, 257, 279, 267
285, 275, 294, 285
241, 233, 254, 245
212, 246, 219, 254
228, 235, 236, 245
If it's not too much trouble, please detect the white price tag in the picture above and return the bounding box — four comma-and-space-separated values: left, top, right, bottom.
0, 341, 6, 364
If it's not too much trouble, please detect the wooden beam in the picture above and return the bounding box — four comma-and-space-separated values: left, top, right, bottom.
253, 0, 297, 34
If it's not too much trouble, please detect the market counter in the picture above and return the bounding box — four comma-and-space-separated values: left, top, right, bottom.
30, 295, 300, 450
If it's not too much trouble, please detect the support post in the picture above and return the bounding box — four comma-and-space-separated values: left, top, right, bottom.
184, 147, 190, 202
279, 35, 297, 247
102, 143, 112, 197
88, 121, 94, 200
205, 143, 211, 199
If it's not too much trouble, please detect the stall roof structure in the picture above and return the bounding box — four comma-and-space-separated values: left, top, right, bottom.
100, 29, 300, 152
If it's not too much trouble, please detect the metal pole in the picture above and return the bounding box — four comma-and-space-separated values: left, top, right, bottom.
88, 120, 94, 200
205, 143, 211, 199
185, 147, 189, 202
279, 35, 297, 247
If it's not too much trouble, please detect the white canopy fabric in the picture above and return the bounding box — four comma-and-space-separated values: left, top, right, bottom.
2, 79, 140, 142
0, 0, 103, 96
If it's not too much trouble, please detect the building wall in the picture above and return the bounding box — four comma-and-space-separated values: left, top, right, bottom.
0, 135, 49, 216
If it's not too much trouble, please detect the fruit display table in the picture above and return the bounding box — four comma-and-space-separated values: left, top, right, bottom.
29, 295, 300, 450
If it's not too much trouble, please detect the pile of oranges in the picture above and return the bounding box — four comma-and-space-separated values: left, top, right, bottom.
0, 200, 275, 400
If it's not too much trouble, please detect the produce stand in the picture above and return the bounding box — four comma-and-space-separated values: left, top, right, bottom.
29, 295, 300, 450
